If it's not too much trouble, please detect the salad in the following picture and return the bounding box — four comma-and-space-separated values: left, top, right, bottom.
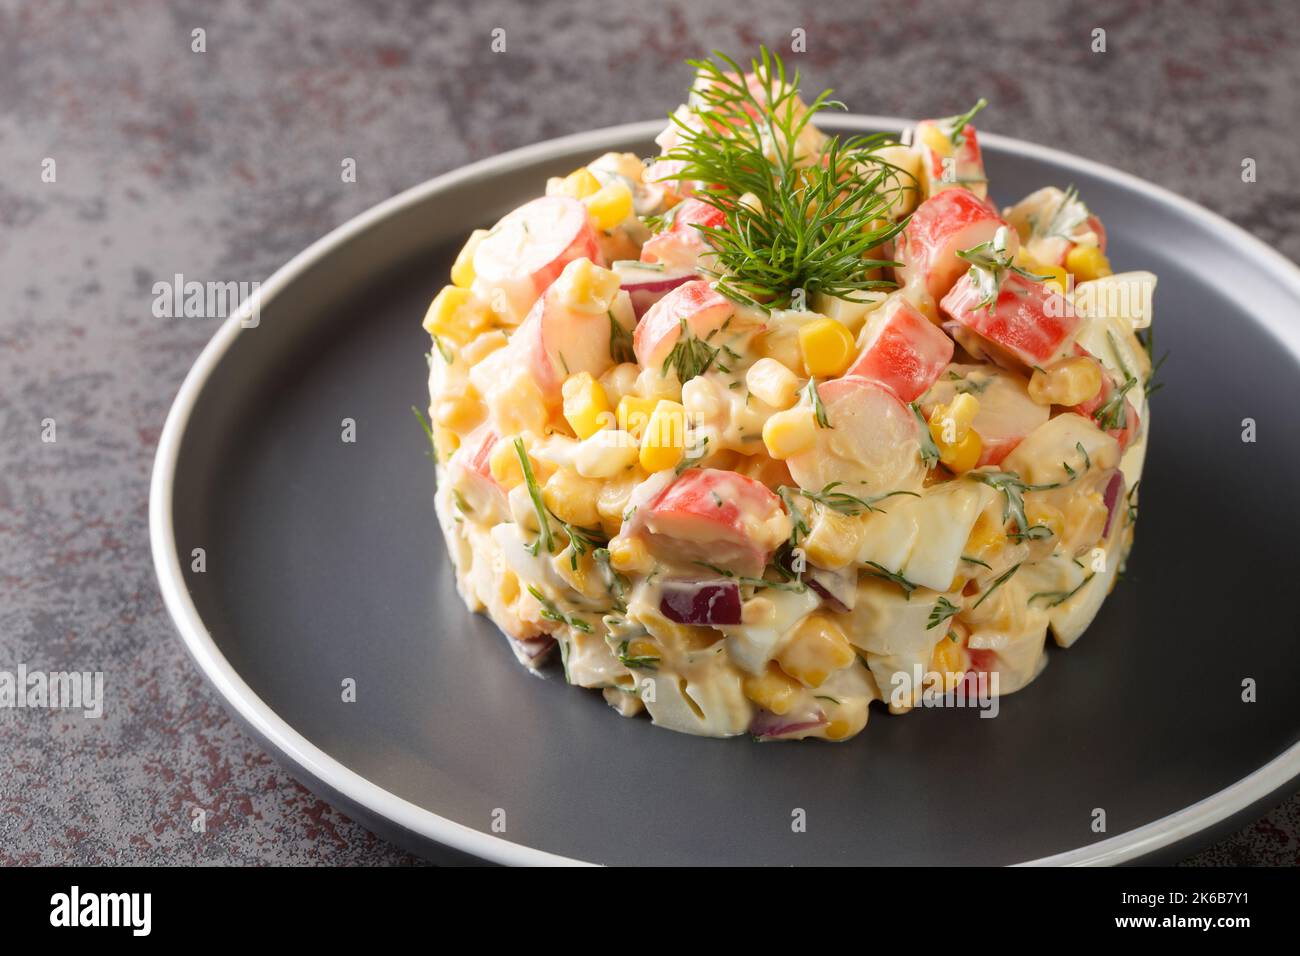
418, 49, 1158, 742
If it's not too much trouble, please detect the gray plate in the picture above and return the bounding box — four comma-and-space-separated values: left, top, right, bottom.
151, 119, 1300, 865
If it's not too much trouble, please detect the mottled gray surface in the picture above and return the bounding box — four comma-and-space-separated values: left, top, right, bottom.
0, 0, 1296, 865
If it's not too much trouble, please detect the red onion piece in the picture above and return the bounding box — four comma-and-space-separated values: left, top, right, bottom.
659, 579, 742, 626
750, 709, 828, 740
1101, 471, 1125, 538
618, 268, 696, 319
806, 565, 856, 612
509, 635, 556, 667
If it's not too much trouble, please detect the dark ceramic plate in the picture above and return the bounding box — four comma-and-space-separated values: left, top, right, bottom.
151, 119, 1300, 865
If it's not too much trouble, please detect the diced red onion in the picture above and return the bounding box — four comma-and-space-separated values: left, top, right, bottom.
750, 709, 828, 740
806, 566, 856, 612
509, 635, 556, 667
660, 579, 742, 626
1102, 471, 1125, 538
619, 269, 696, 319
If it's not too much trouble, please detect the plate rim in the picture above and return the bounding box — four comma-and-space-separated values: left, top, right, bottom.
149, 116, 1300, 867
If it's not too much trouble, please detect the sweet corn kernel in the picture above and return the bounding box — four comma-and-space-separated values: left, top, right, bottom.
798, 317, 857, 377
543, 467, 603, 529
920, 122, 953, 157
556, 166, 602, 200
745, 357, 801, 409
1024, 499, 1065, 539
1039, 264, 1069, 295
584, 182, 634, 231
928, 415, 982, 473
500, 568, 520, 606
423, 286, 492, 345
616, 395, 659, 442
775, 613, 856, 688
432, 424, 458, 463
1065, 244, 1113, 282
552, 549, 591, 593
762, 406, 818, 460
608, 535, 652, 573
824, 708, 867, 741
435, 387, 485, 434
595, 473, 640, 537
1027, 356, 1104, 407
929, 632, 965, 690
965, 509, 1004, 554
639, 400, 687, 472
741, 663, 802, 716
802, 510, 866, 570
488, 438, 525, 490
451, 229, 488, 289
931, 394, 979, 443
561, 372, 613, 440
557, 257, 621, 313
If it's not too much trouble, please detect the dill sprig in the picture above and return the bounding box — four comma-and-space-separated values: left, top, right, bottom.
1032, 184, 1089, 242
862, 560, 919, 598
939, 97, 987, 148
608, 310, 636, 364
658, 47, 913, 309
968, 469, 1060, 542
1029, 573, 1096, 608
527, 585, 593, 633
662, 319, 720, 382
955, 226, 1049, 313
411, 405, 437, 462
927, 595, 961, 630
617, 639, 660, 670
514, 438, 554, 555
971, 562, 1022, 609
782, 482, 919, 517
1093, 375, 1138, 432
807, 377, 831, 427
911, 402, 941, 468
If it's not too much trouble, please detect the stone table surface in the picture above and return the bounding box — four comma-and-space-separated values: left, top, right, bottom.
1, 0, 1297, 865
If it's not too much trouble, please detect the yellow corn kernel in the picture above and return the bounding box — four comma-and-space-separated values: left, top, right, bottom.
595, 473, 640, 537
451, 229, 488, 288
920, 122, 953, 157
557, 257, 620, 313
584, 182, 633, 231
500, 568, 520, 606
745, 357, 801, 409
1027, 356, 1104, 407
556, 166, 602, 200
741, 663, 803, 716
928, 419, 982, 473
423, 285, 492, 345
1065, 244, 1113, 282
932, 394, 980, 443
965, 509, 1004, 555
561, 372, 612, 440
798, 317, 857, 377
552, 549, 591, 594
432, 424, 459, 463
802, 510, 866, 570
488, 438, 526, 490
762, 406, 818, 460
639, 400, 687, 472
824, 708, 868, 741
929, 632, 965, 692
616, 395, 659, 441
775, 613, 856, 689
949, 572, 965, 592
1024, 499, 1065, 539
1038, 264, 1069, 295
608, 535, 652, 574
435, 387, 485, 434
543, 467, 603, 529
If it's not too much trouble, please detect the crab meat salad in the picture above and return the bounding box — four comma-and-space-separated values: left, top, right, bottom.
417, 49, 1159, 742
